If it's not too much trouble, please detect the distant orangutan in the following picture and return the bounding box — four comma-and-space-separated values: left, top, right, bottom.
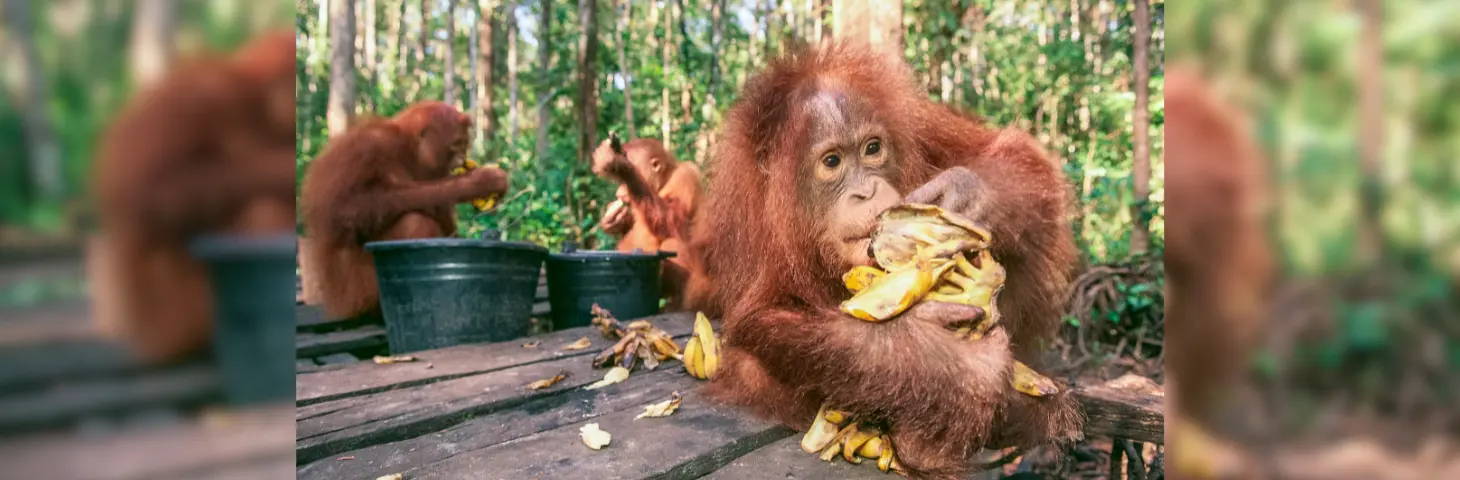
300, 102, 509, 320
694, 43, 1083, 478
91, 30, 296, 363
1163, 67, 1275, 480
591, 133, 704, 311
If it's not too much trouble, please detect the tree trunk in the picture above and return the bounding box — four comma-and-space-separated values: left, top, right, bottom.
127, 0, 175, 86
534, 0, 553, 162
477, 0, 497, 155
616, 0, 636, 140
832, 0, 902, 52
365, 0, 377, 73
710, 0, 724, 92
443, 0, 457, 106
818, 0, 831, 44
329, 0, 359, 137
393, 0, 406, 87
1129, 0, 1150, 255
1356, 0, 1384, 265
660, 0, 673, 149
507, 0, 520, 140
2, 0, 64, 200
413, 0, 428, 98
766, 0, 780, 57
576, 0, 600, 164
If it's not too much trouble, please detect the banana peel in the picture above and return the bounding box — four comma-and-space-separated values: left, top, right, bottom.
800, 403, 906, 474
840, 206, 1061, 398
682, 312, 719, 380
588, 305, 681, 371
870, 204, 991, 271
451, 158, 502, 212
841, 257, 957, 322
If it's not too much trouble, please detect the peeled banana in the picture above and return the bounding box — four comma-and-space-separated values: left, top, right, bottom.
838, 204, 1061, 398
799, 402, 906, 475
682, 312, 719, 380
450, 158, 502, 212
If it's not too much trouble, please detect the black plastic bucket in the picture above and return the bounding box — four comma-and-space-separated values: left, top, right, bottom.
365, 238, 548, 353
190, 233, 297, 406
546, 246, 675, 329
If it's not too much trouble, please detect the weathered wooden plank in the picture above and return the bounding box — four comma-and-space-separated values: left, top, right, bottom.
298, 368, 696, 480
295, 326, 386, 358
701, 435, 894, 480
0, 363, 219, 434
1075, 373, 1165, 445
0, 338, 141, 391
314, 353, 361, 365
0, 403, 293, 480
295, 304, 380, 333
295, 342, 693, 464
394, 389, 796, 480
295, 311, 697, 405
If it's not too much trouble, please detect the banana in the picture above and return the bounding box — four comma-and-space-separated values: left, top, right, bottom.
842, 266, 887, 293
856, 435, 885, 459
451, 159, 500, 212
801, 404, 844, 453
841, 423, 879, 463
819, 423, 858, 462
692, 313, 720, 379
1012, 361, 1061, 397
683, 336, 704, 379
878, 438, 895, 472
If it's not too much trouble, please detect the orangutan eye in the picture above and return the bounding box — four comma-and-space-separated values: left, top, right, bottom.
822, 154, 842, 169
864, 139, 881, 156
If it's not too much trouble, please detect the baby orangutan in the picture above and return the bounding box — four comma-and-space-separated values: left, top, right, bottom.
591, 133, 704, 310
696, 44, 1083, 479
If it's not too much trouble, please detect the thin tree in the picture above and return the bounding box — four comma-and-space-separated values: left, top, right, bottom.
477, 0, 498, 155
1, 0, 63, 200
533, 0, 554, 162
128, 0, 175, 86
413, 0, 428, 98
575, 0, 599, 164
616, 0, 636, 140
330, 0, 359, 137
506, 1, 520, 140
1130, 0, 1151, 255
832, 0, 902, 51
364, 0, 377, 73
1356, 0, 1384, 265
444, 0, 457, 106
393, 0, 407, 87
660, 0, 673, 149
709, 0, 724, 90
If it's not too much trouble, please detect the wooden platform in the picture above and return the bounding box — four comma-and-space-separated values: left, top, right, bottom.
295, 311, 1166, 479
293, 274, 552, 370
0, 258, 290, 480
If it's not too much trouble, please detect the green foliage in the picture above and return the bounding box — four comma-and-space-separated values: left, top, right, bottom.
293, 0, 1164, 262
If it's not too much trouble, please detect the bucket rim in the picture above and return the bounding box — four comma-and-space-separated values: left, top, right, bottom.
365, 238, 550, 254
190, 232, 297, 259
548, 249, 675, 261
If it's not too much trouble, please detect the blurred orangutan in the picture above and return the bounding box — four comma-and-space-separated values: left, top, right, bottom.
300, 102, 508, 320
91, 30, 297, 363
1163, 68, 1275, 479
591, 133, 703, 310
696, 44, 1083, 479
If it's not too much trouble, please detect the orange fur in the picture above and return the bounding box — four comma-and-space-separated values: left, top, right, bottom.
300, 102, 508, 320
592, 137, 705, 311
90, 30, 297, 363
695, 43, 1082, 478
